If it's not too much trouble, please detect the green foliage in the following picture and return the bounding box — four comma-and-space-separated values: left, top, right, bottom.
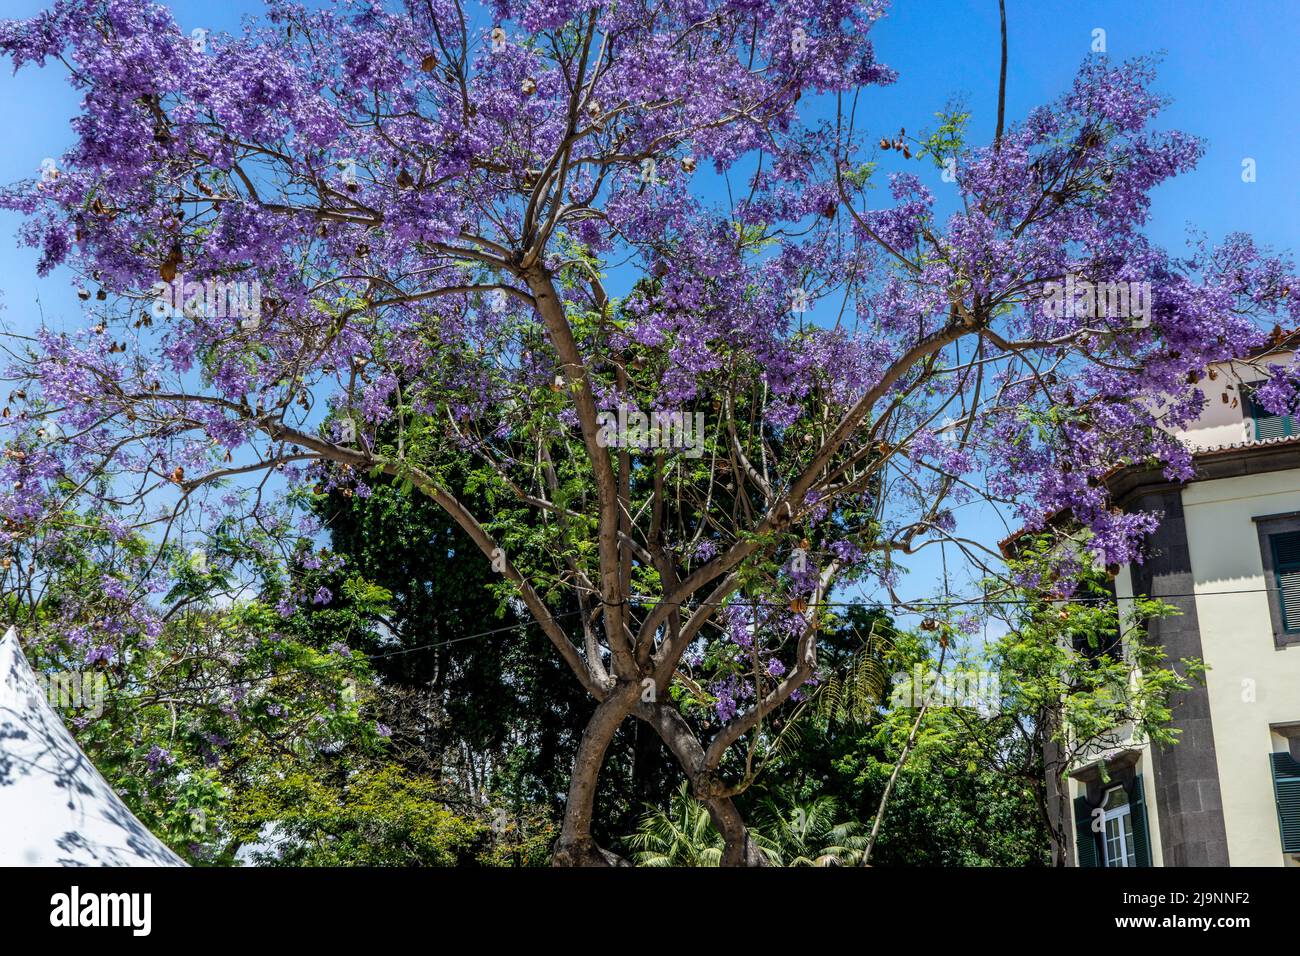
8, 507, 542, 867
810, 613, 894, 726
308, 476, 596, 811
744, 606, 1052, 866
999, 540, 1203, 761
918, 105, 971, 168
229, 761, 490, 867
860, 538, 1205, 864
627, 782, 724, 867
751, 793, 869, 866
628, 783, 870, 867
841, 161, 879, 190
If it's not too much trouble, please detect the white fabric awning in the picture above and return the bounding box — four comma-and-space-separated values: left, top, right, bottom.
0, 626, 185, 866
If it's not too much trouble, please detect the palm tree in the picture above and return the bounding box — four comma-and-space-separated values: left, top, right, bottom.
629, 784, 869, 867
627, 782, 724, 867
753, 794, 869, 866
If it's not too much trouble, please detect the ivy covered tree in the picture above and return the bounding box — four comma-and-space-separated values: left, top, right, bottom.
1, 0, 1297, 866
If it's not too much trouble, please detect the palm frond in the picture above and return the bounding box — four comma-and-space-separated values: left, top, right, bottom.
814, 619, 894, 726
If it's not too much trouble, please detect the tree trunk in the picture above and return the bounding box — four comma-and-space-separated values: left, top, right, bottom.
1040, 706, 1071, 866
704, 794, 769, 866
552, 688, 636, 867
637, 700, 768, 866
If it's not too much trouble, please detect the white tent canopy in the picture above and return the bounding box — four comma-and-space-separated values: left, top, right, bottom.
0, 626, 185, 866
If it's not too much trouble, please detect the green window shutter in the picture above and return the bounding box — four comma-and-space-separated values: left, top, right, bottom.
1271, 532, 1300, 633
1127, 774, 1154, 867
1073, 795, 1100, 868
1271, 752, 1300, 853
1248, 395, 1295, 440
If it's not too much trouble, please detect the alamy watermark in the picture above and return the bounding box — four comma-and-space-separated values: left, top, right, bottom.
891, 664, 1001, 716
151, 274, 262, 327
596, 406, 705, 458
50, 886, 151, 936
32, 670, 107, 718
1041, 273, 1152, 329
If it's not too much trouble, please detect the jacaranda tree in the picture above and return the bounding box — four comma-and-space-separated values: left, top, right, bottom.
2, 0, 1298, 865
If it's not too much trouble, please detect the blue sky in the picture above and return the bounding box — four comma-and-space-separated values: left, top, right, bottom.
0, 0, 1296, 623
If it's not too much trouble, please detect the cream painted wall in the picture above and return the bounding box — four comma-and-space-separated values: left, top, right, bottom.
1181, 470, 1300, 866
1173, 354, 1294, 451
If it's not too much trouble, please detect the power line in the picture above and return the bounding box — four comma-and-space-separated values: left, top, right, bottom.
26, 583, 1289, 710
580, 585, 1296, 610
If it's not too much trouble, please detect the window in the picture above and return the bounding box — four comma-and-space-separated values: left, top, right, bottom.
1072, 773, 1153, 867
1253, 515, 1300, 649
1100, 786, 1137, 867
1271, 532, 1300, 634
1272, 752, 1300, 854
1246, 392, 1296, 440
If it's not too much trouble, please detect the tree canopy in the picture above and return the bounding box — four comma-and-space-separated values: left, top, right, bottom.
0, 0, 1294, 864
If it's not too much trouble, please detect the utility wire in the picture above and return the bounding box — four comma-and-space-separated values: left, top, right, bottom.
25, 584, 1290, 709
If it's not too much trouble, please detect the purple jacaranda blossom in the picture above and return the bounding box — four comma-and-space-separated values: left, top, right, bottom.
84, 645, 114, 666
101, 575, 129, 600
691, 539, 718, 562
145, 745, 175, 773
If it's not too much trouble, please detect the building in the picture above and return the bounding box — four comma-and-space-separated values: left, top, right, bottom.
1061, 354, 1300, 867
